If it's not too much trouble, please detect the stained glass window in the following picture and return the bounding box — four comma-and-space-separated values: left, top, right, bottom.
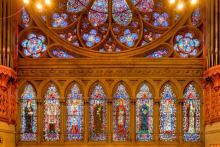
20, 84, 37, 141
66, 84, 84, 141
112, 0, 132, 26
159, 83, 176, 141
43, 84, 60, 141
191, 8, 201, 26
113, 84, 130, 141
21, 33, 47, 58
52, 13, 68, 28
136, 84, 153, 141
153, 12, 169, 27
19, 0, 203, 56
52, 49, 75, 58
88, 0, 108, 27
89, 84, 107, 141
21, 7, 30, 28
183, 84, 200, 142
67, 0, 89, 13
145, 48, 168, 58
174, 32, 200, 58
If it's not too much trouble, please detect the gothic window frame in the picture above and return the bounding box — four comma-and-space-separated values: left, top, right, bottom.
182, 81, 202, 142
159, 81, 178, 142
42, 82, 62, 142
88, 82, 108, 142
18, 82, 38, 143
64, 82, 85, 142
112, 82, 131, 142
135, 81, 155, 142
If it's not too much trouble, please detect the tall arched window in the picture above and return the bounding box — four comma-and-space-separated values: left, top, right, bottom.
43, 84, 60, 141
183, 83, 200, 142
113, 84, 130, 141
66, 84, 84, 141
89, 84, 107, 141
20, 84, 37, 141
136, 84, 153, 141
159, 83, 176, 141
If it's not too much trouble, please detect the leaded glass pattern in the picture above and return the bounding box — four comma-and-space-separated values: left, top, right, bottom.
145, 49, 168, 58
88, 0, 108, 27
66, 84, 84, 141
174, 32, 200, 58
21, 33, 47, 58
136, 84, 153, 141
159, 83, 176, 141
89, 84, 107, 141
21, 7, 30, 28
43, 84, 60, 141
52, 49, 74, 58
20, 84, 37, 141
183, 84, 200, 142
113, 84, 130, 141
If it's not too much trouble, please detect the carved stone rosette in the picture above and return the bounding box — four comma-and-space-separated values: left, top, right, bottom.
0, 65, 17, 124
204, 65, 220, 124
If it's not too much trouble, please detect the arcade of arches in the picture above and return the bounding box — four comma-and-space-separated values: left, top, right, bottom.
0, 0, 220, 147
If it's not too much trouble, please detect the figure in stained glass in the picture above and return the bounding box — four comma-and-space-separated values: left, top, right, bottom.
136, 84, 153, 141
186, 100, 196, 133
44, 84, 60, 141
183, 84, 200, 141
20, 84, 37, 141
67, 84, 83, 141
90, 84, 107, 141
113, 84, 130, 141
24, 99, 34, 133
93, 100, 104, 133
159, 83, 176, 141
116, 99, 126, 134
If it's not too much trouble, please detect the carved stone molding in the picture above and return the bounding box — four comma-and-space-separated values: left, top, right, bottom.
0, 65, 17, 124
204, 65, 220, 124
18, 58, 204, 78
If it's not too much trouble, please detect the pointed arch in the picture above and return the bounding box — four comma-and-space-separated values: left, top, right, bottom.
65, 82, 84, 141
89, 82, 107, 141
183, 82, 200, 142
136, 83, 154, 141
112, 83, 130, 141
20, 83, 37, 141
159, 82, 177, 141
43, 83, 61, 141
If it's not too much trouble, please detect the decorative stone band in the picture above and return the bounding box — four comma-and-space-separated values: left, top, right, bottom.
210, 145, 220, 147
0, 65, 17, 124
204, 65, 220, 124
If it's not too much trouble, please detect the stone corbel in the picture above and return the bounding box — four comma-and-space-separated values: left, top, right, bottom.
204, 65, 220, 90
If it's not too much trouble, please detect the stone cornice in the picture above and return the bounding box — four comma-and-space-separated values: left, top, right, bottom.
18, 58, 204, 78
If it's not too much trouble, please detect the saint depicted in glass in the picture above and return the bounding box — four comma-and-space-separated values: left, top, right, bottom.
20, 84, 37, 141
90, 84, 107, 141
136, 84, 153, 141
113, 84, 130, 141
66, 84, 84, 141
44, 84, 60, 141
159, 83, 176, 141
183, 84, 200, 141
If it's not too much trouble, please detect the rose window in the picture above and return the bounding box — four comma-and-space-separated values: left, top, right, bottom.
19, 0, 203, 58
